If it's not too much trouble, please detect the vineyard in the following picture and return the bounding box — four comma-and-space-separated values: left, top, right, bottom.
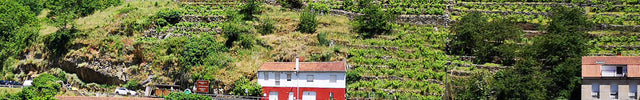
1, 0, 640, 99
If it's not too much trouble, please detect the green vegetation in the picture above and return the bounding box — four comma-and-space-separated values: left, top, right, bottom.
352, 0, 396, 38
165, 92, 212, 100
298, 8, 318, 34
2, 74, 61, 100
1, 0, 639, 99
231, 77, 262, 96
447, 12, 523, 65
450, 6, 591, 99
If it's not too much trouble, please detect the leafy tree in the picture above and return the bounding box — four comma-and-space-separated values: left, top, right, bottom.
525, 7, 591, 99
532, 6, 592, 66
352, 0, 396, 38
239, 0, 262, 20
447, 12, 523, 65
492, 58, 548, 100
231, 77, 262, 96
0, 0, 39, 73
298, 8, 318, 34
447, 12, 486, 55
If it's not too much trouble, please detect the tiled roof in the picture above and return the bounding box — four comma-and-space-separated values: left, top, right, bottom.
258, 61, 346, 72
582, 56, 640, 65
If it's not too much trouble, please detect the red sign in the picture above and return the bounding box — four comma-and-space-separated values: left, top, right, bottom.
196, 80, 209, 93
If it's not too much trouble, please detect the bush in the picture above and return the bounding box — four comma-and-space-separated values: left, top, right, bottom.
258, 18, 275, 35
317, 33, 329, 46
309, 2, 330, 13
165, 92, 212, 100
346, 71, 361, 84
298, 8, 318, 34
180, 34, 228, 68
278, 0, 303, 8
45, 28, 77, 57
239, 0, 262, 20
239, 34, 258, 49
222, 23, 249, 47
352, 0, 395, 38
342, 0, 354, 10
156, 8, 183, 25
123, 80, 141, 90
231, 77, 262, 96
16, 74, 61, 100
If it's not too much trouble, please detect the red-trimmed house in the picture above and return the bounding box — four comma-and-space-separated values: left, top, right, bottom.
258, 57, 346, 100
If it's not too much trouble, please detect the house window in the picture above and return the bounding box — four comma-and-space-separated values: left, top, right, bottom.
631, 84, 637, 99
275, 73, 280, 85
592, 83, 599, 98
307, 75, 314, 82
264, 72, 269, 80
287, 73, 292, 81
602, 65, 627, 77
330, 75, 337, 83
611, 84, 618, 99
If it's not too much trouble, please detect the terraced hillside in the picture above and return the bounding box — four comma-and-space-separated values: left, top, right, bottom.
1, 0, 640, 99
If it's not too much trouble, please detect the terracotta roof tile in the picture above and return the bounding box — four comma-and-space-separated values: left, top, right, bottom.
258, 61, 346, 72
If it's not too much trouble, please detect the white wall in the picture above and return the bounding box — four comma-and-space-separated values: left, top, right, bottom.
257, 71, 346, 88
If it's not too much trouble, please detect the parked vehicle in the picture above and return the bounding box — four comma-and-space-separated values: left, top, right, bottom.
0, 80, 6, 85
5, 81, 21, 85
114, 88, 137, 96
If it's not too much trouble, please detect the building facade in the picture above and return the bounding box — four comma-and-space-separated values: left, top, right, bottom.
582, 56, 640, 100
258, 57, 346, 100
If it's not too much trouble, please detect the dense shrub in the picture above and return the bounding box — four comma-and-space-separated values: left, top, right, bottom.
317, 33, 329, 46
308, 2, 330, 13
231, 77, 262, 96
352, 0, 395, 38
298, 8, 318, 34
156, 8, 184, 25
239, 0, 262, 20
278, 0, 303, 8
342, 0, 354, 10
258, 18, 275, 35
123, 80, 141, 90
165, 92, 212, 100
45, 28, 77, 57
11, 74, 62, 100
16, 0, 45, 15
346, 71, 361, 84
180, 34, 228, 67
222, 23, 250, 47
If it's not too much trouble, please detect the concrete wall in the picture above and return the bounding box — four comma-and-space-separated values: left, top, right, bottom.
582, 79, 640, 100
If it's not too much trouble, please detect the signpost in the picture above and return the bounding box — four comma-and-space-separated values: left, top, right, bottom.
196, 80, 209, 93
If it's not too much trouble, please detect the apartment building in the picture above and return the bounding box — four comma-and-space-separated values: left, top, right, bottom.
582, 56, 640, 100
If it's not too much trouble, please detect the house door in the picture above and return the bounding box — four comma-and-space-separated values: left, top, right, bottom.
288, 92, 295, 100
302, 91, 316, 100
269, 91, 279, 100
